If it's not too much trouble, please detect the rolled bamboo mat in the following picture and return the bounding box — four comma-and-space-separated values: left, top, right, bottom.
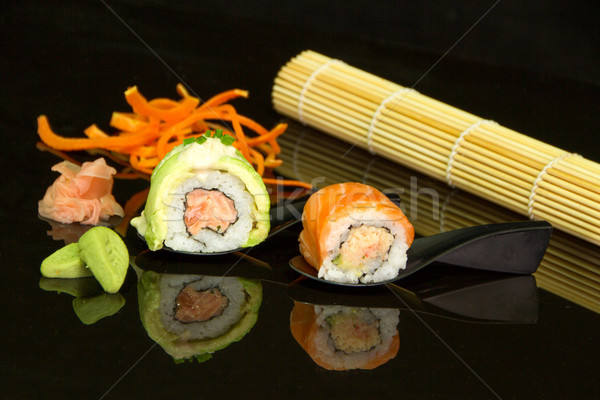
275, 122, 600, 314
272, 50, 600, 246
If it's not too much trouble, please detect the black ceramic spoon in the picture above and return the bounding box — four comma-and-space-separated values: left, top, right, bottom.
289, 220, 553, 287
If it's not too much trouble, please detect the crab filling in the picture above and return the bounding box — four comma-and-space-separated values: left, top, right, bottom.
333, 225, 394, 274
327, 309, 381, 354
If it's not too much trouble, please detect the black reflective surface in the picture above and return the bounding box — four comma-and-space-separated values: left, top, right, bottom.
3, 2, 600, 399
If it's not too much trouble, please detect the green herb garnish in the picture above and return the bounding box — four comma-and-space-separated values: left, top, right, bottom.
185, 130, 235, 146
220, 135, 235, 145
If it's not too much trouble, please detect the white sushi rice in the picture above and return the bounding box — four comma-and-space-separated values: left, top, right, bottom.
163, 170, 255, 253
158, 274, 245, 340
312, 306, 400, 370
319, 210, 410, 284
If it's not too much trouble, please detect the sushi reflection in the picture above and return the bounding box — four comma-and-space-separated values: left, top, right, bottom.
289, 268, 540, 371
137, 270, 262, 363
290, 302, 400, 371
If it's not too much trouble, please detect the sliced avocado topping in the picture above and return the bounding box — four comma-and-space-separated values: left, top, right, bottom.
132, 133, 269, 251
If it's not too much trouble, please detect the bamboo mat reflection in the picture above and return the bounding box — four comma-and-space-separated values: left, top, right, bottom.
275, 122, 600, 314
273, 50, 600, 246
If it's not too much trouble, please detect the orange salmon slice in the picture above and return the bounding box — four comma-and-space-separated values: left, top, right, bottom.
175, 286, 229, 323
184, 188, 237, 235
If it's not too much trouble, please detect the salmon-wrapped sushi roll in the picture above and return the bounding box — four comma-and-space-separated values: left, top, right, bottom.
290, 302, 400, 370
299, 182, 414, 284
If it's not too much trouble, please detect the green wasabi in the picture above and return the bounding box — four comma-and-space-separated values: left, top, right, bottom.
40, 243, 92, 278
78, 226, 129, 293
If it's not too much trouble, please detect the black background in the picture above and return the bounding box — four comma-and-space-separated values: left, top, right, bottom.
1, 1, 599, 399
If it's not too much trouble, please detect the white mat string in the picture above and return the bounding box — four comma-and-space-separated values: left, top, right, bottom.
297, 59, 343, 124
528, 152, 580, 219
445, 119, 497, 187
365, 88, 415, 154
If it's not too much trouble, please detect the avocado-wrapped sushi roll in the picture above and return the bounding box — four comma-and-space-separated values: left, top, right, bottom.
299, 182, 414, 284
131, 131, 270, 253
290, 302, 400, 370
138, 271, 262, 362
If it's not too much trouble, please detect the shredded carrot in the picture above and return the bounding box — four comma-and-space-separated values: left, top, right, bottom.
83, 124, 109, 139
110, 112, 148, 132
36, 84, 312, 191
124, 86, 200, 122
199, 88, 249, 109
246, 123, 287, 147
38, 116, 161, 151
262, 178, 314, 190
264, 152, 283, 168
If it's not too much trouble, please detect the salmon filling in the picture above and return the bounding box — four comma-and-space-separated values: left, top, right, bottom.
333, 225, 394, 273
175, 286, 229, 323
184, 188, 237, 235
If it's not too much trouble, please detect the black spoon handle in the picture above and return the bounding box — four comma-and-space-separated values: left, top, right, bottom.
406, 220, 553, 274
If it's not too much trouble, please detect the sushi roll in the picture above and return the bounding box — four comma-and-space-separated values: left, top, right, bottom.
290, 302, 400, 370
137, 271, 262, 362
131, 131, 270, 253
299, 182, 414, 284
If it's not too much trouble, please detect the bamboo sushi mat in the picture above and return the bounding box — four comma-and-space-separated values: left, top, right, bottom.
272, 50, 600, 246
